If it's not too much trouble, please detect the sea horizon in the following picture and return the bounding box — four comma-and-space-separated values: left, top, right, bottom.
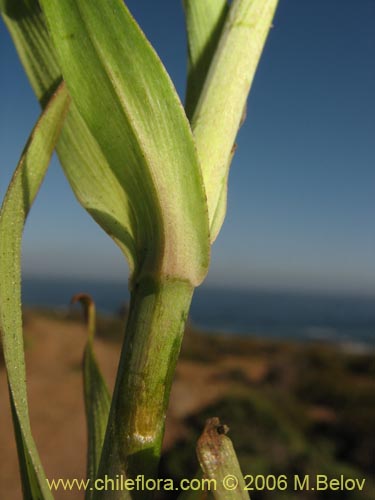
21, 276, 375, 348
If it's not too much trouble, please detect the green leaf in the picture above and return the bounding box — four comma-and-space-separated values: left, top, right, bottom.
3, 1, 210, 284
2, 2, 138, 273
39, 0, 210, 286
0, 82, 70, 500
71, 294, 111, 499
190, 0, 278, 241
183, 0, 229, 120
183, 0, 231, 242
0, 1, 60, 108
197, 418, 250, 500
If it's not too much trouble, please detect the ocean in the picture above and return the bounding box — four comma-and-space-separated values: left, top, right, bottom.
22, 277, 375, 348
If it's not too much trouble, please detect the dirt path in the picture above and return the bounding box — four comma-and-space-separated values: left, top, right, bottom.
1, 313, 252, 499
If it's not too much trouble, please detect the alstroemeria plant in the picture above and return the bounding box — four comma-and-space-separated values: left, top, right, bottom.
0, 0, 278, 498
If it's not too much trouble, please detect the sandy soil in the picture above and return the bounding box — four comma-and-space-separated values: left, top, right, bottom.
0, 313, 257, 499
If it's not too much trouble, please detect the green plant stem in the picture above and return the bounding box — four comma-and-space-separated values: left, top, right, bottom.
95, 277, 194, 498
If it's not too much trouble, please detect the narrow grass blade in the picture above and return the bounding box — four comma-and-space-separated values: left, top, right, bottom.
0, 83, 70, 500
39, 0, 210, 286
197, 418, 250, 500
191, 0, 279, 241
209, 146, 236, 246
1, 1, 139, 272
71, 294, 111, 499
183, 0, 235, 242
183, 0, 229, 120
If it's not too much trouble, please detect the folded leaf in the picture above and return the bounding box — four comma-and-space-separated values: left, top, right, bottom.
2, 0, 206, 280
2, 1, 138, 272
183, 0, 231, 243
0, 82, 70, 500
190, 0, 278, 241
39, 0, 210, 286
183, 0, 229, 120
197, 418, 250, 500
71, 294, 111, 500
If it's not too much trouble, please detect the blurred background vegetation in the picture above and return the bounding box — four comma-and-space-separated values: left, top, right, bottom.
1, 308, 374, 499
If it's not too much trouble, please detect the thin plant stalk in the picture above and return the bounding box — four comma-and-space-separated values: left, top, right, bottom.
95, 278, 193, 497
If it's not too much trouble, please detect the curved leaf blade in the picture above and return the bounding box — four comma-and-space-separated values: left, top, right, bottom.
71, 294, 111, 499
191, 0, 279, 241
183, 0, 229, 120
83, 345, 111, 499
0, 82, 70, 500
2, 2, 139, 273
40, 0, 210, 286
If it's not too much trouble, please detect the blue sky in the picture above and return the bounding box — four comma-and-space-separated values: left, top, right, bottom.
1, 0, 374, 294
